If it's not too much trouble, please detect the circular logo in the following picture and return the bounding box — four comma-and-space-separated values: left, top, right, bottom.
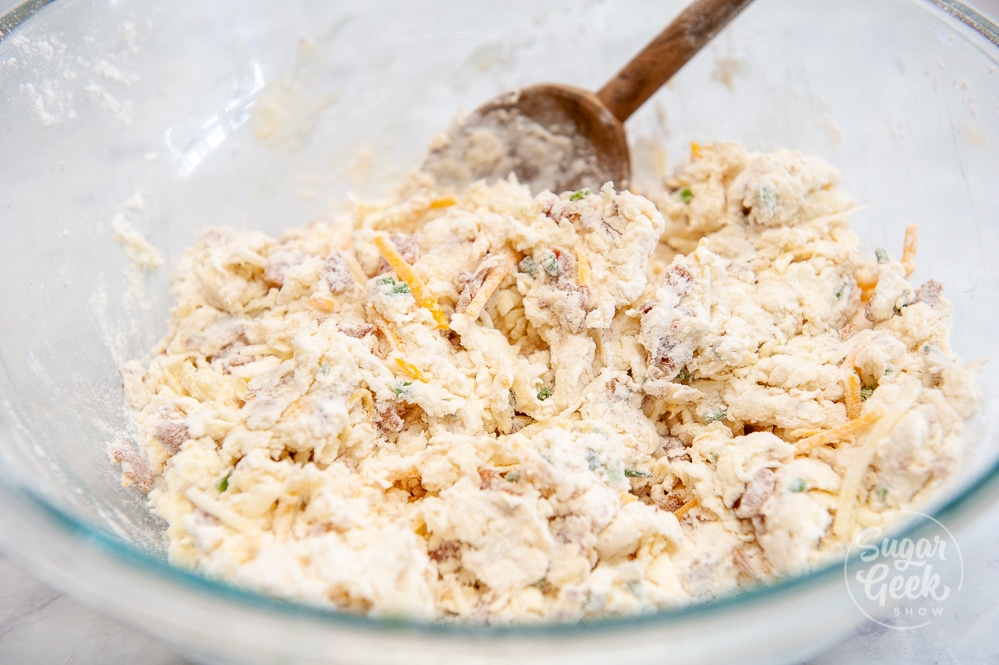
843, 510, 963, 629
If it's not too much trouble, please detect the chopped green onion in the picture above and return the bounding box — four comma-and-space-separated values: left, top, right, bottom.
504, 470, 521, 483
541, 251, 560, 277
537, 386, 553, 401
569, 188, 591, 201
674, 369, 692, 384
393, 381, 413, 398
585, 448, 601, 471
519, 256, 538, 277
877, 485, 889, 500
790, 478, 807, 493
759, 184, 777, 209
679, 187, 694, 204
875, 248, 889, 264
624, 469, 652, 478
218, 471, 232, 492
705, 409, 727, 423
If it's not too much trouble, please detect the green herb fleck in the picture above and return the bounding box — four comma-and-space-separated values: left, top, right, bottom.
679, 187, 694, 204
790, 478, 807, 493
508, 388, 517, 408
860, 386, 874, 401
376, 276, 396, 286
585, 448, 601, 472
878, 485, 889, 501
605, 458, 625, 483
759, 184, 777, 210
569, 188, 591, 201
624, 469, 652, 478
318, 363, 331, 375
923, 344, 931, 354
541, 251, 560, 277
705, 409, 727, 424
519, 256, 538, 277
835, 282, 847, 299
537, 386, 553, 401
674, 369, 692, 384
504, 470, 521, 483
390, 282, 411, 295
875, 248, 889, 265
393, 381, 413, 398
218, 471, 232, 492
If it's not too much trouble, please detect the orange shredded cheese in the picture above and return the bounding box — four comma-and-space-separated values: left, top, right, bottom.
281, 397, 307, 421
901, 223, 919, 277
845, 373, 863, 420
348, 388, 375, 419
309, 292, 336, 313
370, 312, 402, 352
428, 195, 457, 209
373, 235, 449, 329
674, 497, 698, 518
395, 357, 427, 382
575, 246, 590, 285
796, 409, 883, 450
463, 255, 514, 321
690, 141, 703, 160
856, 266, 879, 303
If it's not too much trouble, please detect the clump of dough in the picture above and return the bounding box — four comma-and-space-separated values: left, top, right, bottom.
118, 143, 979, 623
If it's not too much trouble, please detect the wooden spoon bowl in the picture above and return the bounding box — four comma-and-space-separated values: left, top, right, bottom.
423, 0, 754, 194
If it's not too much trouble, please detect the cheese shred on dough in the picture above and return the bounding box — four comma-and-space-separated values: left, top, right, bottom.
117, 143, 980, 623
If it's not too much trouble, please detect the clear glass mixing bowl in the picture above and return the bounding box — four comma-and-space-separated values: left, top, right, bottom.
1, 1, 998, 664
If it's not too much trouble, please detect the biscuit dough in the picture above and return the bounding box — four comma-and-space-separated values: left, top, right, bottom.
118, 143, 979, 622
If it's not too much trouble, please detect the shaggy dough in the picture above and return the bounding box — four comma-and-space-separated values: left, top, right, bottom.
118, 143, 979, 622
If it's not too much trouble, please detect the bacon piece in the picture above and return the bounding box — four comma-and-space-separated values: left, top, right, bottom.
154, 420, 188, 455
337, 322, 377, 338
322, 253, 354, 294
107, 442, 154, 493
734, 468, 776, 519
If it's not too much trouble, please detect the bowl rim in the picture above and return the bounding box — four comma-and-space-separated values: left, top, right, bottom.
1, 0, 998, 639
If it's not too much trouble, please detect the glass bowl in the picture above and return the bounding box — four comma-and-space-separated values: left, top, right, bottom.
1, 1, 998, 664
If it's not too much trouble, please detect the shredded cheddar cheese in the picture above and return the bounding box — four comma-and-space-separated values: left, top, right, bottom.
844, 373, 863, 420
674, 498, 698, 518
901, 223, 919, 277
575, 246, 591, 285
429, 195, 457, 209
374, 234, 449, 329
396, 357, 427, 382
796, 409, 883, 450
463, 255, 514, 321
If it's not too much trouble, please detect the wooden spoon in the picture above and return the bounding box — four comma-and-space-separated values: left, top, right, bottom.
422, 0, 754, 194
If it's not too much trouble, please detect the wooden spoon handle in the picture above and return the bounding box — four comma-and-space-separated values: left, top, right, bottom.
597, 0, 754, 123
